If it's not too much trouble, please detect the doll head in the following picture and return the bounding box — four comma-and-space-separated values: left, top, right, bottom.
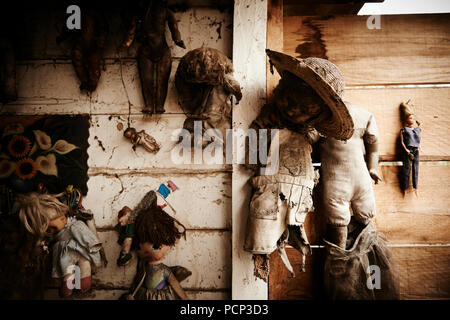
400, 101, 417, 126
273, 72, 331, 126
118, 206, 132, 226
135, 206, 185, 264
124, 127, 137, 140
15, 192, 69, 238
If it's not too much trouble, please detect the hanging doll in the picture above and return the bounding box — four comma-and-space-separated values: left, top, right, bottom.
243, 50, 354, 280
120, 0, 186, 114
122, 193, 190, 300
56, 4, 108, 93
15, 192, 102, 298
175, 47, 242, 142
123, 127, 160, 153
399, 101, 421, 197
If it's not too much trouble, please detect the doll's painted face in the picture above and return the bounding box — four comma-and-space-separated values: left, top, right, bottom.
47, 211, 67, 234
275, 73, 326, 125
118, 206, 132, 226
405, 115, 415, 127
137, 242, 171, 264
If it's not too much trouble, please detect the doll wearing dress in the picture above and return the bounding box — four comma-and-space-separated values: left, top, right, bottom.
124, 204, 189, 300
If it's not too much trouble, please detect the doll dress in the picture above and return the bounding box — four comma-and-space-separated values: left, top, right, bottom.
51, 217, 102, 278
136, 263, 175, 300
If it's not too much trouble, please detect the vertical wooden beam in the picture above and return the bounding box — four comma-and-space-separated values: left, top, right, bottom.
267, 0, 283, 101
232, 0, 268, 300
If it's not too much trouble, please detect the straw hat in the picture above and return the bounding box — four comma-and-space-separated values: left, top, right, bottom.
266, 49, 354, 140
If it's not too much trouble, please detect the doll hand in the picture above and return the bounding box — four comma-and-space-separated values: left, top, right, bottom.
176, 40, 186, 49
125, 294, 135, 300
369, 169, 382, 184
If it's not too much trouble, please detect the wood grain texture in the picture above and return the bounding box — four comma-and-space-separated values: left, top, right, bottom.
267, 0, 283, 100
345, 86, 450, 160
269, 247, 450, 300
284, 14, 450, 85
373, 165, 450, 244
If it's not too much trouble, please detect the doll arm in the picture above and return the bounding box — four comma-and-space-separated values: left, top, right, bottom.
168, 273, 188, 300
167, 9, 186, 49
364, 115, 382, 184
120, 16, 138, 49
399, 129, 411, 154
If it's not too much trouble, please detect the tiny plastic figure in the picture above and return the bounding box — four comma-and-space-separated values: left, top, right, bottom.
399, 101, 421, 197
116, 206, 135, 266
124, 205, 189, 300
123, 127, 160, 153
15, 193, 102, 298
120, 0, 186, 114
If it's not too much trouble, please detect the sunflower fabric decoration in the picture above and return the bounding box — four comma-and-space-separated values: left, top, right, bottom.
0, 116, 90, 195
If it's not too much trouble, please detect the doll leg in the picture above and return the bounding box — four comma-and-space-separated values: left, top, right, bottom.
400, 151, 411, 193
154, 49, 172, 114
72, 43, 89, 91
412, 149, 419, 189
138, 47, 157, 114
78, 256, 92, 292
86, 49, 102, 92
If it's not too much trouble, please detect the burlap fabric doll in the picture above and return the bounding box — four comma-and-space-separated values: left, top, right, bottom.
244, 50, 354, 280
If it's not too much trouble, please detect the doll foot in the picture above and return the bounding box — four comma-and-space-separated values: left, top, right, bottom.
80, 276, 92, 292
59, 281, 73, 298
117, 252, 132, 266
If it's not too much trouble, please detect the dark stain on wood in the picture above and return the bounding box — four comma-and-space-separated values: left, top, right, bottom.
295, 17, 329, 60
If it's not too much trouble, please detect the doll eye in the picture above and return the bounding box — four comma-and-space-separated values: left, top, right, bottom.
152, 244, 161, 250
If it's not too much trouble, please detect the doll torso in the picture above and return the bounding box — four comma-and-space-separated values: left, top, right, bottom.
401, 127, 421, 148
51, 218, 102, 278
144, 263, 171, 289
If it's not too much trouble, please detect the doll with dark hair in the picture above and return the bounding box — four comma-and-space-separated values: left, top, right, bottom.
124, 204, 190, 300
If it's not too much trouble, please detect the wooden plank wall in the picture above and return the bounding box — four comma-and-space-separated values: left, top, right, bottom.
268, 7, 450, 300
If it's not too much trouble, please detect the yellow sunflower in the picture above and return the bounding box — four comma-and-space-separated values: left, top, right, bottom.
8, 135, 32, 158
15, 158, 38, 180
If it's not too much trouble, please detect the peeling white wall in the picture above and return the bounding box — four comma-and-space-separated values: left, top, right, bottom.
1, 7, 233, 300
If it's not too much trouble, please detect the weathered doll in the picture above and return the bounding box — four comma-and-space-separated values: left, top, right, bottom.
120, 0, 186, 114
124, 205, 189, 300
15, 192, 102, 297
243, 50, 354, 280
399, 101, 421, 197
56, 5, 107, 93
175, 47, 242, 140
123, 127, 160, 153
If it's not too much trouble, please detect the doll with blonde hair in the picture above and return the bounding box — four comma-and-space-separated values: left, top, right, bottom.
15, 192, 102, 297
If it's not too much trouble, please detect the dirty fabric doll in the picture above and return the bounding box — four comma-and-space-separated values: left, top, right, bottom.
120, 0, 185, 114
15, 193, 102, 298
244, 50, 354, 280
399, 101, 421, 196
125, 203, 189, 300
175, 47, 242, 141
